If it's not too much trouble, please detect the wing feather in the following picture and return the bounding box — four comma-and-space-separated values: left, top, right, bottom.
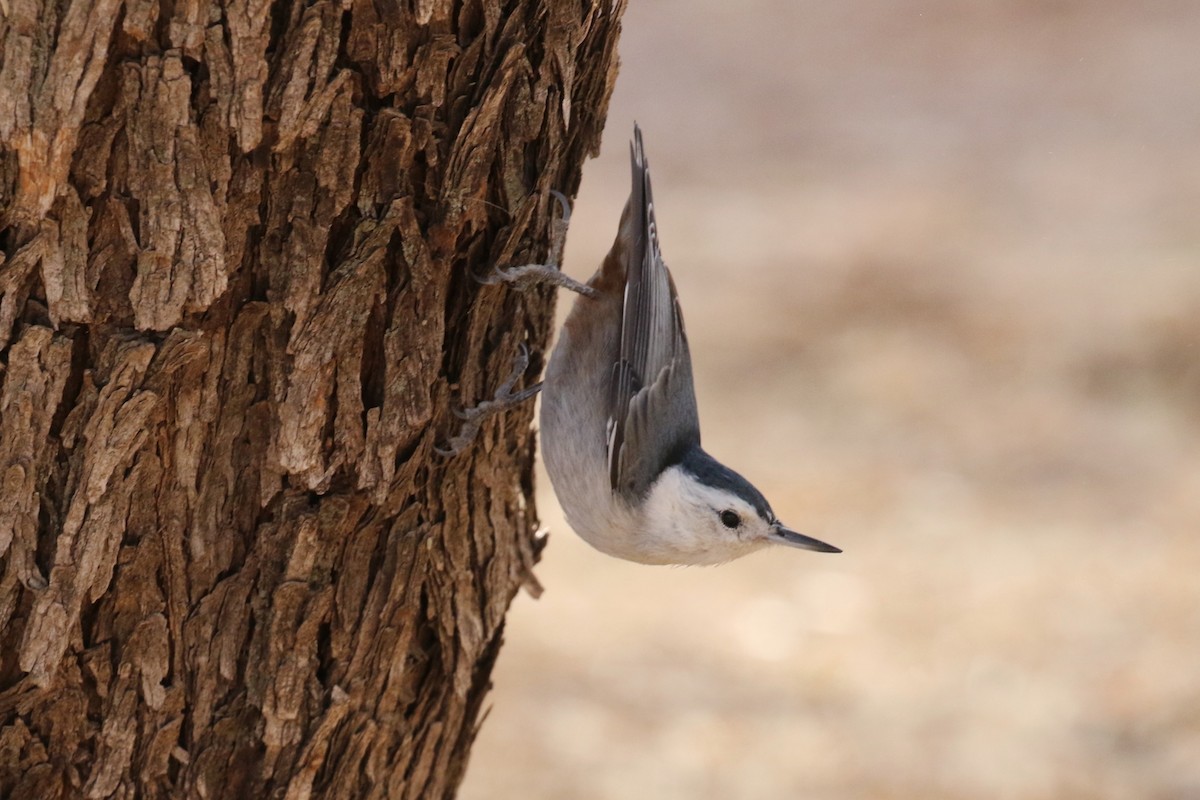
607, 125, 701, 497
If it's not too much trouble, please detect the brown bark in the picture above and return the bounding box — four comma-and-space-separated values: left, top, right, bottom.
0, 1, 625, 796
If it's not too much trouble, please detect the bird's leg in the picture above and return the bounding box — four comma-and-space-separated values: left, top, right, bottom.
476, 190, 600, 298
436, 343, 543, 457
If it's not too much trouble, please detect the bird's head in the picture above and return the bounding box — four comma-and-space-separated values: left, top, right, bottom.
637, 448, 840, 565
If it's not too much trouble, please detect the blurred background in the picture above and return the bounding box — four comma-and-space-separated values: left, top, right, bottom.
461, 2, 1200, 798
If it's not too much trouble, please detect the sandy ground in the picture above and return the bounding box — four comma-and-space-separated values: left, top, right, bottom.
460, 3, 1200, 798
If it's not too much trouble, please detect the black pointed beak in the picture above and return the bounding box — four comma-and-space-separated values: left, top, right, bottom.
771, 523, 841, 554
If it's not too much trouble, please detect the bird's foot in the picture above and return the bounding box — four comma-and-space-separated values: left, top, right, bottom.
476, 190, 599, 298
436, 344, 543, 456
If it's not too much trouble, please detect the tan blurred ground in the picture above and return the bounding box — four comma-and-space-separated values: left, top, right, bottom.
459, 3, 1200, 798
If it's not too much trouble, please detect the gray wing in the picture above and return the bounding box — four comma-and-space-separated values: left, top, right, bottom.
607, 125, 701, 498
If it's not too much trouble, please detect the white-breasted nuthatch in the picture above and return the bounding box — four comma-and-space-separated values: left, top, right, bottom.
471, 124, 840, 565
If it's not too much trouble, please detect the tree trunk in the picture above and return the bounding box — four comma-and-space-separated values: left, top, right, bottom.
0, 1, 625, 796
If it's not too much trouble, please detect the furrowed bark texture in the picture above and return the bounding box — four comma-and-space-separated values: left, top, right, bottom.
0, 1, 625, 796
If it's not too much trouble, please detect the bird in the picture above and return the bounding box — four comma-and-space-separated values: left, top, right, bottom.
461, 124, 840, 565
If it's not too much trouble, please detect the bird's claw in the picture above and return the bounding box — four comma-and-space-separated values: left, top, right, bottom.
549, 189, 572, 225
472, 189, 598, 298
436, 344, 543, 457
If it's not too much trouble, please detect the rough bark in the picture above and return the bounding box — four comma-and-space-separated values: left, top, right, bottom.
0, 1, 625, 796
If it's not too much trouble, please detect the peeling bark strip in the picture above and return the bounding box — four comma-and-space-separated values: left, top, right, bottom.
0, 1, 626, 797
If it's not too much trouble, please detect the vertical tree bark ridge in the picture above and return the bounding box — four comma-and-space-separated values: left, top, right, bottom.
0, 1, 627, 797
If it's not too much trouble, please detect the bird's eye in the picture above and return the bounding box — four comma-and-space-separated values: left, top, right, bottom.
719, 510, 741, 529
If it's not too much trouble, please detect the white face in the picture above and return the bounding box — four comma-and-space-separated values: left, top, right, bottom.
638, 465, 779, 565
